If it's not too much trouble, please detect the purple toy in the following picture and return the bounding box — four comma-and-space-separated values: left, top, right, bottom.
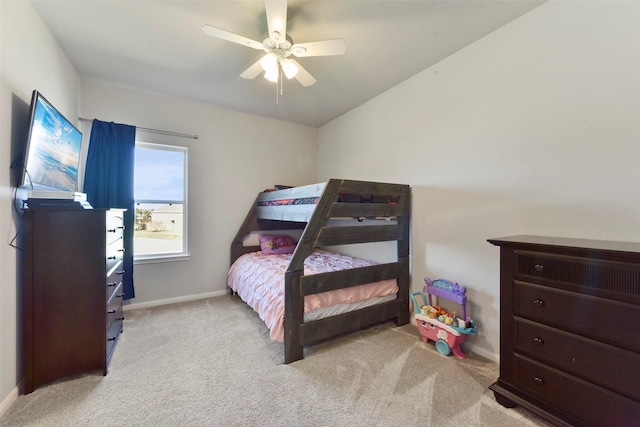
424, 277, 467, 320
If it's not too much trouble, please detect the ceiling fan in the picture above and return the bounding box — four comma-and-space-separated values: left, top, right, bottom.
202, 0, 346, 87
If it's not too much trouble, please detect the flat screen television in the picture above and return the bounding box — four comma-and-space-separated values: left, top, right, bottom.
20, 90, 82, 193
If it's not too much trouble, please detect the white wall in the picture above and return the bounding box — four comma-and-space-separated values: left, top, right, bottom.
0, 0, 81, 413
318, 1, 640, 361
80, 81, 317, 306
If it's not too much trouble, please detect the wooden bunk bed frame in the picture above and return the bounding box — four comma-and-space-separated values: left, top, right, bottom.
230, 179, 411, 363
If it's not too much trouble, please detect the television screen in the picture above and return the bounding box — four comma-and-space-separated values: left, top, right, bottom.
20, 90, 82, 192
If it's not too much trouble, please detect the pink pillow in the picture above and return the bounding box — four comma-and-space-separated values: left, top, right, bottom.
258, 234, 296, 255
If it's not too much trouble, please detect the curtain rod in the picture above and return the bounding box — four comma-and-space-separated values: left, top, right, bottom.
78, 117, 198, 140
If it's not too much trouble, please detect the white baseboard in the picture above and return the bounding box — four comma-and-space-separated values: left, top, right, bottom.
466, 344, 499, 363
0, 387, 18, 418
123, 290, 228, 311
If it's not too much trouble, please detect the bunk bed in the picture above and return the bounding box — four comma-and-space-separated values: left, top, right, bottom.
229, 179, 411, 363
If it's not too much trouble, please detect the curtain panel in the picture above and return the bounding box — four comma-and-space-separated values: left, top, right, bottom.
84, 119, 136, 300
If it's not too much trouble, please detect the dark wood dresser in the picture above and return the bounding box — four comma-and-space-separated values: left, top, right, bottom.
23, 208, 125, 394
488, 235, 640, 427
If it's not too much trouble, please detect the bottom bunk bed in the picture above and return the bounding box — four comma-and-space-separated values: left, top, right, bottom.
229, 179, 411, 363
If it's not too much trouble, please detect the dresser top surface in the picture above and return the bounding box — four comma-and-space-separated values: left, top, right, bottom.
488, 235, 640, 255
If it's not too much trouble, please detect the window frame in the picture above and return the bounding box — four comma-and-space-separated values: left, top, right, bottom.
133, 141, 189, 264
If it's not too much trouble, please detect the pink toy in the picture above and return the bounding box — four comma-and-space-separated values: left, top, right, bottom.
414, 313, 475, 359
410, 278, 476, 359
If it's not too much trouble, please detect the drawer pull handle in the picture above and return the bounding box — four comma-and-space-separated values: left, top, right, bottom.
107, 282, 117, 287
107, 336, 117, 341
107, 255, 116, 260
107, 228, 117, 233
533, 337, 544, 346
534, 376, 545, 385
118, 248, 125, 253
533, 299, 545, 308
116, 293, 125, 298
116, 316, 125, 321
116, 270, 125, 276
107, 309, 117, 314
534, 264, 544, 272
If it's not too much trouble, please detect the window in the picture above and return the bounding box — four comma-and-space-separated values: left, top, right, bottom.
134, 142, 188, 261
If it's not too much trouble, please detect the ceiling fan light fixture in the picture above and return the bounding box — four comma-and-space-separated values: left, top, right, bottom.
281, 59, 299, 79
260, 53, 278, 72
264, 67, 279, 83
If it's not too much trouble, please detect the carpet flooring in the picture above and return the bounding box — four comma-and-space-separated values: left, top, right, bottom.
1, 296, 550, 426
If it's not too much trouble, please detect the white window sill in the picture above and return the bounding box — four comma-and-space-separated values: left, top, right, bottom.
134, 253, 191, 265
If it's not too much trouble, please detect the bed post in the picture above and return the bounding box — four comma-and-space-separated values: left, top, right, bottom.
283, 180, 341, 364
284, 269, 304, 363
230, 195, 259, 264
396, 186, 411, 325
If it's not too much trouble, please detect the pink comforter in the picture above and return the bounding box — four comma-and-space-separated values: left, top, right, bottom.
227, 250, 398, 342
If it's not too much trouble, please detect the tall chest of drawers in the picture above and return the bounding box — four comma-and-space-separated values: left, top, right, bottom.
23, 208, 125, 394
488, 236, 640, 426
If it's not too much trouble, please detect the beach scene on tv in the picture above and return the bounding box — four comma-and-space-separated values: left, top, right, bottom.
25, 97, 82, 191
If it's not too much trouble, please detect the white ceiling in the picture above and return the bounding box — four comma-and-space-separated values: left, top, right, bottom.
32, 0, 544, 127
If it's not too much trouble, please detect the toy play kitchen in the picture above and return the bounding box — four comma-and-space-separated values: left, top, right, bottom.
410, 278, 476, 359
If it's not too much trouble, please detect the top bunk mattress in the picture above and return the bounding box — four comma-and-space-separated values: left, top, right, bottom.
254, 180, 406, 223
227, 249, 399, 342
256, 182, 326, 222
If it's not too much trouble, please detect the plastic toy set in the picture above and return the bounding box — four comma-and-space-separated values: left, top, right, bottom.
410, 278, 476, 359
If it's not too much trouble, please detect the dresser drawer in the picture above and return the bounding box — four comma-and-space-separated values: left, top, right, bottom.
106, 279, 121, 301
515, 251, 640, 302
106, 211, 124, 246
515, 281, 640, 353
515, 355, 640, 426
107, 282, 124, 328
106, 301, 123, 332
106, 242, 124, 273
106, 261, 124, 300
106, 305, 123, 363
515, 319, 640, 401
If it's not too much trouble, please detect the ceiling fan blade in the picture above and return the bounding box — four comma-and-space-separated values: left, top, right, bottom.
288, 59, 316, 87
202, 24, 263, 50
240, 58, 265, 79
265, 0, 287, 43
291, 39, 347, 57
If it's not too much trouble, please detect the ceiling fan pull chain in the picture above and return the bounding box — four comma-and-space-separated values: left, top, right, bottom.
280, 66, 284, 96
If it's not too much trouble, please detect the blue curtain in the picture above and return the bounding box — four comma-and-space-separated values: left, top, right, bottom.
84, 119, 136, 300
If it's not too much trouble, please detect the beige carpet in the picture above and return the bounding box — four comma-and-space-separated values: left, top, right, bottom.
1, 296, 550, 426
